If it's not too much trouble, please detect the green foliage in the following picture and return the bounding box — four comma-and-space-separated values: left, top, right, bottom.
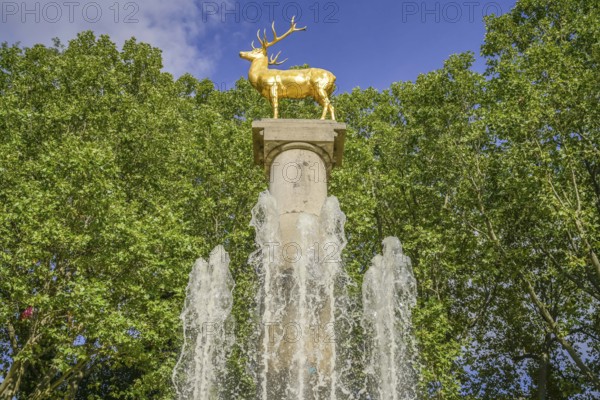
1, 0, 599, 398
0, 32, 263, 399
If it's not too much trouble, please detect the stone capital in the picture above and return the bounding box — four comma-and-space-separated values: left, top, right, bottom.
252, 119, 346, 178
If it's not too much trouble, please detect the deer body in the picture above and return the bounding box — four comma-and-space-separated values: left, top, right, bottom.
239, 17, 336, 120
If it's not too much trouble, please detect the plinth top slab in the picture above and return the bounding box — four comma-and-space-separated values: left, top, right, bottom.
252, 119, 346, 177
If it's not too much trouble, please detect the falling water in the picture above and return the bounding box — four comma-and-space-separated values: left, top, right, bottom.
172, 245, 235, 400
362, 237, 419, 400
174, 195, 418, 399
249, 190, 350, 400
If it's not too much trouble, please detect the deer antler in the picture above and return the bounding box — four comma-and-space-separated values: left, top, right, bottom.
256, 16, 306, 49
268, 51, 288, 65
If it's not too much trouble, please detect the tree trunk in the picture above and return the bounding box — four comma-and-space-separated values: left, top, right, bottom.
537, 351, 549, 400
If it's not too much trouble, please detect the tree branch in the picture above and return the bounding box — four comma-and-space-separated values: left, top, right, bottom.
522, 275, 600, 390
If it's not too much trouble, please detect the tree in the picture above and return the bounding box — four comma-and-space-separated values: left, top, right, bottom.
0, 32, 263, 399
479, 0, 600, 395
366, 0, 599, 397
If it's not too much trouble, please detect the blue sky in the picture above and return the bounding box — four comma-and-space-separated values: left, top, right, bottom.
2, 0, 517, 93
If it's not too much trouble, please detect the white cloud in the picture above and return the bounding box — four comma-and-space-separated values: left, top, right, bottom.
1, 0, 223, 77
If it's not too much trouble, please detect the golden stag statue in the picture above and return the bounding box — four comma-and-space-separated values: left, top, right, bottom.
239, 17, 336, 120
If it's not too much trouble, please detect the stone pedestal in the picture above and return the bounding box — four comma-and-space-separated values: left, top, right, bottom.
252, 119, 346, 399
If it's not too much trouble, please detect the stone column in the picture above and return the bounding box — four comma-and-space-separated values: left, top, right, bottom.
252, 119, 346, 399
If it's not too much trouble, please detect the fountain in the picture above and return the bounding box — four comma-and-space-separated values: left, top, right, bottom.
172, 246, 235, 399
173, 119, 419, 399
173, 19, 418, 399
362, 237, 419, 400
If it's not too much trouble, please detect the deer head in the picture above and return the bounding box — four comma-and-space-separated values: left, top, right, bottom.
239, 16, 306, 65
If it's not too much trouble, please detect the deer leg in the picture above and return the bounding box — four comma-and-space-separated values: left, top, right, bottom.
320, 105, 328, 120
316, 89, 330, 120
270, 86, 279, 119
329, 103, 335, 121
315, 96, 327, 120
